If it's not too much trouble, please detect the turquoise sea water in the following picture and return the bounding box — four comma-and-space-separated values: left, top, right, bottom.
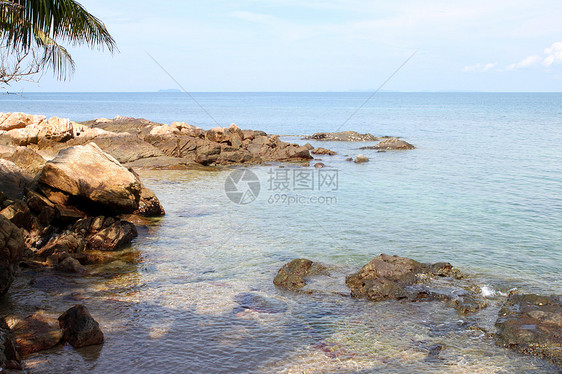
0, 92, 560, 372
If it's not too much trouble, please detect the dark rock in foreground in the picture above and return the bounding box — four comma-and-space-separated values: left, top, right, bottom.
496, 293, 562, 367
304, 131, 379, 142
273, 258, 328, 291
59, 304, 104, 348
0, 216, 25, 296
0, 318, 21, 370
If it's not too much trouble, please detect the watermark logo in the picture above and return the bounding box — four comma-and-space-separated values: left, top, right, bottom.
225, 167, 339, 205
225, 169, 261, 204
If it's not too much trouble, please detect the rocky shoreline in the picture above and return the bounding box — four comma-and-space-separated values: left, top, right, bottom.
0, 112, 559, 370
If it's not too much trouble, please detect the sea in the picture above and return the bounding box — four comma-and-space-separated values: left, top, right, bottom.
0, 92, 560, 373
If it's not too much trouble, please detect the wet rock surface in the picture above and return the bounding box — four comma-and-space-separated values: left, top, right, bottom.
58, 304, 104, 348
274, 259, 329, 291
345, 254, 478, 310
303, 131, 379, 142
0, 318, 21, 370
495, 293, 562, 367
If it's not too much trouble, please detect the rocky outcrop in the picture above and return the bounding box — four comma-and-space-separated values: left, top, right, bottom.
38, 143, 143, 215
273, 259, 328, 291
303, 131, 379, 142
11, 311, 63, 356
0, 216, 25, 296
0, 112, 45, 132
345, 254, 483, 313
361, 137, 415, 150
58, 304, 104, 348
496, 294, 561, 367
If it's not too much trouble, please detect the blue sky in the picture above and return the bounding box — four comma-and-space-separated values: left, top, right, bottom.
12, 0, 562, 92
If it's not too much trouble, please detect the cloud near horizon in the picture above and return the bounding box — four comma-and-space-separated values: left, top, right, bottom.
467, 42, 562, 72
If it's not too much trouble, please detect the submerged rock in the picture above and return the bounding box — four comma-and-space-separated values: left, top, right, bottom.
303, 131, 379, 142
495, 293, 562, 367
58, 304, 104, 348
273, 258, 328, 291
234, 292, 288, 314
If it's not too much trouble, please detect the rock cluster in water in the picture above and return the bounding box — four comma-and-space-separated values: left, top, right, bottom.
274, 254, 561, 368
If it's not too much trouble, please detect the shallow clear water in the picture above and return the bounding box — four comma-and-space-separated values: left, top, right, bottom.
0, 92, 560, 372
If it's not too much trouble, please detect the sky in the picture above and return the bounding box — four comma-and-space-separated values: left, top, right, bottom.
8, 0, 562, 92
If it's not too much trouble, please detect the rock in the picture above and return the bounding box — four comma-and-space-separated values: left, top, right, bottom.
7, 146, 46, 176
58, 304, 104, 348
55, 257, 87, 274
345, 157, 353, 162
86, 219, 137, 251
38, 143, 142, 215
11, 311, 63, 356
234, 292, 288, 314
273, 259, 328, 291
91, 133, 166, 164
0, 112, 45, 131
354, 154, 369, 163
314, 162, 325, 168
71, 216, 138, 251
363, 137, 415, 150
346, 254, 463, 302
0, 159, 32, 199
311, 147, 336, 156
0, 216, 25, 296
496, 293, 562, 367
0, 200, 32, 229
36, 232, 83, 259
0, 318, 21, 370
303, 131, 379, 142
128, 168, 165, 217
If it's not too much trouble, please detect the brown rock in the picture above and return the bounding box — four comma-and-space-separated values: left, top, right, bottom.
311, 147, 336, 156
86, 220, 137, 251
0, 216, 24, 296
12, 311, 63, 356
55, 257, 87, 274
368, 137, 415, 150
0, 318, 21, 370
354, 154, 369, 163
0, 112, 45, 131
38, 143, 142, 215
496, 294, 562, 367
7, 147, 46, 176
303, 131, 379, 142
274, 259, 328, 291
0, 200, 32, 229
58, 305, 104, 348
0, 159, 32, 200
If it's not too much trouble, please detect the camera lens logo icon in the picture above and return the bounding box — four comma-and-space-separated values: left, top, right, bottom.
225, 169, 260, 204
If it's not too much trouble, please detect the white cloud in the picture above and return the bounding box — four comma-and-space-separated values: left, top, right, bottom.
463, 62, 497, 72
543, 42, 562, 67
507, 55, 542, 70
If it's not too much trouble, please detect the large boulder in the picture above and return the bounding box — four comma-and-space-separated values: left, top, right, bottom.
91, 133, 166, 164
11, 311, 63, 356
496, 294, 561, 367
7, 146, 46, 176
58, 304, 104, 348
38, 143, 142, 215
0, 216, 25, 296
72, 216, 138, 251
